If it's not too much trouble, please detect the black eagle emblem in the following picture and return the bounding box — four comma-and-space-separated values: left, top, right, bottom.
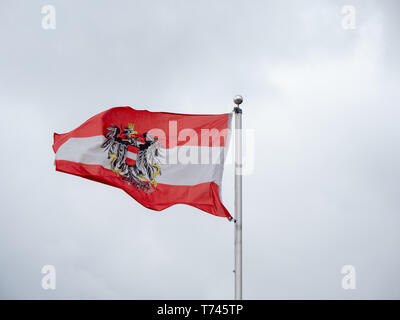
101, 123, 162, 192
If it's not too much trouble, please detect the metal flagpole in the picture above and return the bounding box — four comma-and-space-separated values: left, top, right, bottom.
233, 95, 243, 300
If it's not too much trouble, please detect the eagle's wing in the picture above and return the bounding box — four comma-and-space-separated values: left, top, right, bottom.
101, 126, 128, 172
101, 126, 119, 151
146, 141, 162, 166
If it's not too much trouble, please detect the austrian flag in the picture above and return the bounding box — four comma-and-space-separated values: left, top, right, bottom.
53, 107, 232, 218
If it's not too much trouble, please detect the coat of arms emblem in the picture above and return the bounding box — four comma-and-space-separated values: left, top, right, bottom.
101, 123, 162, 192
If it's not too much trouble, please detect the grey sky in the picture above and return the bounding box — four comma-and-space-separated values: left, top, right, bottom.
0, 0, 399, 299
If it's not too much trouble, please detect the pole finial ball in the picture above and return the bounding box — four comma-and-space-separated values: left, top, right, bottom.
233, 95, 243, 105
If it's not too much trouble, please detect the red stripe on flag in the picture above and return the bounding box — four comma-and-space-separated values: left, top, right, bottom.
55, 160, 231, 218
53, 107, 230, 152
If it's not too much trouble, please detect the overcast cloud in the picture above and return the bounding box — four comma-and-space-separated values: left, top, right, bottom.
0, 0, 399, 299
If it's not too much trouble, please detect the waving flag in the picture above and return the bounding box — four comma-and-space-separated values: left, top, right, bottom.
53, 107, 232, 218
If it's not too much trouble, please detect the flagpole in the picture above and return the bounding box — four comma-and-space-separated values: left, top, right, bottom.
233, 95, 243, 300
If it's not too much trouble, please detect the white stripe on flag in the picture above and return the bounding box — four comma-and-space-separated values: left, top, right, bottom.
55, 136, 226, 187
